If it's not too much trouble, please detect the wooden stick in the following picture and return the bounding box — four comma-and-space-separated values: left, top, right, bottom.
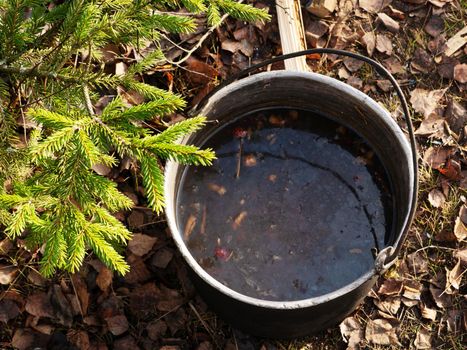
275, 0, 309, 72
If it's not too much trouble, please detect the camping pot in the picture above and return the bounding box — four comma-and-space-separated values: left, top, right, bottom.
164, 49, 418, 338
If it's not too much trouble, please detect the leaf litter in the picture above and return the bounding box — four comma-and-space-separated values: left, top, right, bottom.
2, 1, 466, 349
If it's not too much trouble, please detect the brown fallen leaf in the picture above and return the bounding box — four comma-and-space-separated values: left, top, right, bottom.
339, 316, 364, 349
438, 159, 462, 181
359, 0, 391, 14
383, 56, 405, 74
25, 292, 54, 319
378, 279, 403, 296
411, 48, 435, 74
0, 299, 20, 323
71, 274, 89, 316
124, 254, 151, 284
362, 31, 376, 56
127, 210, 145, 229
453, 249, 467, 267
305, 20, 329, 48
428, 189, 446, 208
96, 266, 113, 292
377, 13, 399, 32
27, 269, 46, 287
406, 251, 429, 276
420, 303, 437, 321
444, 99, 466, 134
429, 285, 452, 308
365, 318, 400, 345
403, 280, 423, 301
453, 63, 467, 83
0, 238, 13, 255
343, 57, 364, 72
376, 34, 393, 55
446, 259, 463, 290
11, 329, 49, 350
437, 55, 459, 79
147, 320, 168, 341
50, 284, 73, 327
128, 233, 157, 256
106, 314, 129, 336
374, 297, 401, 315
67, 330, 90, 350
424, 15, 444, 37
151, 248, 174, 269
347, 76, 363, 89
410, 88, 446, 118
445, 309, 462, 333
444, 26, 467, 57
0, 264, 18, 285
185, 56, 218, 85
414, 327, 432, 349
422, 146, 454, 169
414, 114, 446, 138
114, 336, 140, 350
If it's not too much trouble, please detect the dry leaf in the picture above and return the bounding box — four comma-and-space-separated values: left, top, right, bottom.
124, 254, 151, 284
453, 249, 467, 267
411, 48, 434, 74
376, 34, 393, 55
71, 274, 89, 316
0, 300, 20, 323
339, 316, 364, 349
359, 0, 391, 14
444, 26, 467, 57
444, 99, 466, 134
106, 315, 129, 336
378, 279, 403, 296
374, 297, 401, 315
428, 189, 446, 208
365, 318, 400, 345
377, 13, 399, 32
67, 330, 90, 350
420, 303, 437, 321
0, 238, 13, 255
128, 233, 157, 256
414, 327, 432, 349
383, 57, 405, 74
438, 159, 462, 181
414, 114, 446, 137
127, 210, 145, 229
96, 266, 113, 292
151, 248, 174, 269
147, 320, 168, 341
0, 264, 18, 285
429, 285, 452, 308
437, 55, 459, 79
185, 56, 218, 85
410, 88, 446, 118
92, 163, 111, 176
362, 31, 376, 56
50, 285, 73, 327
424, 15, 444, 37
446, 259, 463, 290
343, 57, 364, 72
403, 280, 422, 301
406, 251, 429, 276
453, 63, 467, 83
422, 147, 454, 169
347, 76, 363, 89
25, 292, 54, 319
454, 210, 467, 242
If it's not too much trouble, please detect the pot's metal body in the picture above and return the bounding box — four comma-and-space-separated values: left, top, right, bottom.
164, 71, 416, 338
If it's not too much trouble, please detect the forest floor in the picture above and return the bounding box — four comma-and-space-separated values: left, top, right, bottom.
1, 1, 466, 349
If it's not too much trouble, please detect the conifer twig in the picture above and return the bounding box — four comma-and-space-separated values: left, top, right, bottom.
168, 0, 245, 65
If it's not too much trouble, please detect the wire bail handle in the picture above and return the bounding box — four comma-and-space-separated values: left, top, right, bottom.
192, 48, 418, 269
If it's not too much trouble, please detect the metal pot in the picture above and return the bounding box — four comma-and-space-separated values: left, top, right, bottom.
164, 49, 418, 338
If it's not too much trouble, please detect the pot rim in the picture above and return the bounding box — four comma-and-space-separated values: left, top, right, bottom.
164, 70, 413, 309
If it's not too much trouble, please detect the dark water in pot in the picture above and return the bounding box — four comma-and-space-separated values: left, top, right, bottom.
176, 109, 392, 301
